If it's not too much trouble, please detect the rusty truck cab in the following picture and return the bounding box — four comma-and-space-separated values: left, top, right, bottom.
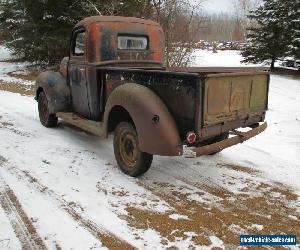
71, 16, 165, 66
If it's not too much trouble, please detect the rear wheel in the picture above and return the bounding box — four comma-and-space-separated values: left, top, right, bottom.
113, 122, 153, 177
38, 91, 58, 127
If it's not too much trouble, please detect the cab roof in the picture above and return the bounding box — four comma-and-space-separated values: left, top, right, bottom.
75, 16, 160, 29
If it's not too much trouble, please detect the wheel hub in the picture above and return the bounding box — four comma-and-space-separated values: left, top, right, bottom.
119, 131, 139, 169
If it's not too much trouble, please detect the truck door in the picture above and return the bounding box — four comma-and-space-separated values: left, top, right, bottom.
69, 27, 90, 118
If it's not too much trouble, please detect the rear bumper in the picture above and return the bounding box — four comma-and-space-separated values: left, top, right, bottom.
185, 122, 267, 157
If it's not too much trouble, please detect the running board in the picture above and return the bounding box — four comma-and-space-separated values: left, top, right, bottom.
57, 112, 105, 136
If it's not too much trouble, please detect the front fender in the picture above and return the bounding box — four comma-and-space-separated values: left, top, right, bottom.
35, 71, 71, 113
104, 83, 183, 156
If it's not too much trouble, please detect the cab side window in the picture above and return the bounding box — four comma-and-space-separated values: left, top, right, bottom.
72, 29, 85, 56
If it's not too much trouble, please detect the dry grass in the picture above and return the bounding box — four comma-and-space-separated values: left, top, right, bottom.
7, 70, 40, 82
126, 177, 300, 248
0, 80, 34, 96
0, 68, 40, 96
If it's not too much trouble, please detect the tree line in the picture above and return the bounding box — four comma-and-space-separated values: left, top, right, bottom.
0, 0, 299, 69
0, 0, 250, 66
199, 13, 246, 42
0, 0, 205, 66
0, 0, 152, 64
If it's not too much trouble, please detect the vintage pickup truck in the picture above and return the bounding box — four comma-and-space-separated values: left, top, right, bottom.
35, 16, 269, 176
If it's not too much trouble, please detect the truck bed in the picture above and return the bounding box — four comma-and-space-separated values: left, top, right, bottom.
167, 67, 269, 139
91, 65, 269, 141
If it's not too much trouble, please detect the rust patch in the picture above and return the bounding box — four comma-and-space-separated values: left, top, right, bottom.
126, 180, 300, 248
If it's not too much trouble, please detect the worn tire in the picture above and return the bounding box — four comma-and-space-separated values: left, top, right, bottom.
113, 122, 153, 177
208, 133, 229, 155
38, 91, 58, 127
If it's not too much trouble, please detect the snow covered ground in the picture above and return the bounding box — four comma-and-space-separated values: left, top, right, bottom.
0, 47, 33, 86
193, 49, 299, 70
192, 50, 263, 67
0, 47, 299, 249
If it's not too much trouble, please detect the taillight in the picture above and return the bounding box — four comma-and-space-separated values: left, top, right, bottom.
186, 131, 196, 144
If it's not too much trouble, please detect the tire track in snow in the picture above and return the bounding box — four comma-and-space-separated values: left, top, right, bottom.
0, 176, 47, 250
2, 164, 135, 250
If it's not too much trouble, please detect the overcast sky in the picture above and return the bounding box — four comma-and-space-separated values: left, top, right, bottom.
201, 0, 235, 14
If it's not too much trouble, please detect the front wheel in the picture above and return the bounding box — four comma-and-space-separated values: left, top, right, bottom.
38, 91, 58, 127
113, 122, 153, 177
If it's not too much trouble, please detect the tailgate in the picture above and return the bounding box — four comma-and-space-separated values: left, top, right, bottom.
203, 71, 269, 126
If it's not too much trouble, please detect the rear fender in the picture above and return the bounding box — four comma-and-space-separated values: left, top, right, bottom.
35, 71, 71, 113
104, 83, 183, 156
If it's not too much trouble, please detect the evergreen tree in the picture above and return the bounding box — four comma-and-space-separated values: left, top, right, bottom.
241, 0, 292, 69
288, 1, 300, 69
0, 0, 149, 64
0, 0, 26, 54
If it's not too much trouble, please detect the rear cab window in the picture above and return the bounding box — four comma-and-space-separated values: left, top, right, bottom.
117, 35, 148, 50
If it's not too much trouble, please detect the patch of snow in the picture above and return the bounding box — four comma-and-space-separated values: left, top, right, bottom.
0, 91, 171, 248
169, 214, 189, 220
192, 50, 265, 67
192, 49, 299, 71
0, 46, 32, 85
190, 50, 300, 194
271, 192, 282, 198
222, 74, 300, 193
0, 46, 12, 61
209, 235, 225, 249
0, 61, 32, 85
0, 207, 22, 250
188, 192, 223, 204
0, 169, 105, 249
251, 224, 264, 231
288, 215, 298, 220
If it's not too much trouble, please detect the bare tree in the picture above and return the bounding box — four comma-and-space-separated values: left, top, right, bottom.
151, 0, 204, 67
232, 0, 262, 40
200, 13, 235, 41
